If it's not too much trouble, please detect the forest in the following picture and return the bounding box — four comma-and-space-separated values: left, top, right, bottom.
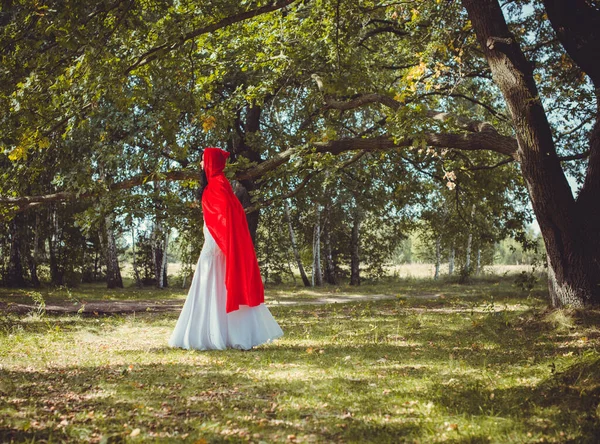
1, 0, 599, 442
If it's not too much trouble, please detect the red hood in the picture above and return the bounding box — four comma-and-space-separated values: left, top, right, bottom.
203, 147, 230, 179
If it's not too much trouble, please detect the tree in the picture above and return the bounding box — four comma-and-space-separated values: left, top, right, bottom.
3, 0, 593, 305
461, 0, 599, 306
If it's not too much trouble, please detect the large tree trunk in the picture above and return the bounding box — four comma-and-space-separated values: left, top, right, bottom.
463, 0, 600, 306
350, 208, 361, 286
103, 213, 123, 289
7, 214, 26, 287
284, 200, 311, 287
230, 103, 264, 244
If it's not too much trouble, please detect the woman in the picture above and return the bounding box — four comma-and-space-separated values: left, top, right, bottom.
169, 147, 283, 350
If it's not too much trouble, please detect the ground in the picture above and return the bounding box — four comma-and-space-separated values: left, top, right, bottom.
1, 274, 599, 443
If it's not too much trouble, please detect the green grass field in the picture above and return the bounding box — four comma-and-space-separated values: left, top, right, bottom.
1, 275, 599, 443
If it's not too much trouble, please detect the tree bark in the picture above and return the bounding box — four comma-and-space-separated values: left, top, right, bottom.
350, 207, 362, 286
104, 213, 123, 289
462, 0, 600, 306
448, 244, 455, 276
476, 248, 481, 275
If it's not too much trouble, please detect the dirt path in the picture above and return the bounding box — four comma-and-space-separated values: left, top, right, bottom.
0, 293, 444, 315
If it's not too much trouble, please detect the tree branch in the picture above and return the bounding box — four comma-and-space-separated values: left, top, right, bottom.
125, 0, 298, 74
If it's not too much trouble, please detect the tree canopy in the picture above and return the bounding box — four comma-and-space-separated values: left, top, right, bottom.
1, 0, 597, 305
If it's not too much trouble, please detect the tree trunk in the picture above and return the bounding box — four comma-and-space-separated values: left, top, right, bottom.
93, 250, 100, 281
465, 233, 473, 271
48, 206, 61, 286
350, 208, 361, 286
27, 212, 41, 287
230, 103, 265, 244
448, 244, 455, 276
104, 213, 123, 289
232, 180, 260, 244
465, 204, 475, 272
312, 206, 323, 287
463, 0, 600, 306
323, 223, 338, 285
162, 229, 169, 287
131, 225, 143, 288
284, 200, 311, 287
7, 214, 26, 287
476, 248, 481, 275
434, 235, 441, 280
152, 220, 165, 289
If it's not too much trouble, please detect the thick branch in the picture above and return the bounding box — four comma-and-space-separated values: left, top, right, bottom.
2, 125, 522, 211
320, 91, 503, 133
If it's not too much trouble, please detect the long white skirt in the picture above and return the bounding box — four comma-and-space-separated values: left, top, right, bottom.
169, 224, 283, 350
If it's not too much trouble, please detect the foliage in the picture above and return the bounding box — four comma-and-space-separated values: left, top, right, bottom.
1, 0, 593, 293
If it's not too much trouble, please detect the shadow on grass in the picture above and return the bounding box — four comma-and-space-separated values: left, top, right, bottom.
0, 361, 422, 443
427, 354, 600, 443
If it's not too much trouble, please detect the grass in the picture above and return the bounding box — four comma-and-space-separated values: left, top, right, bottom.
0, 274, 599, 443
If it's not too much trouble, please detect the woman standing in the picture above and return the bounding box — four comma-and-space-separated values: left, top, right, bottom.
169, 147, 283, 350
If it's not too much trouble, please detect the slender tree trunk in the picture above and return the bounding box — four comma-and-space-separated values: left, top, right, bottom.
131, 225, 143, 288
152, 220, 164, 289
312, 206, 323, 287
104, 213, 123, 289
466, 234, 473, 271
162, 229, 169, 287
26, 212, 40, 287
476, 248, 482, 275
350, 207, 361, 286
93, 250, 100, 281
7, 214, 26, 287
463, 0, 600, 306
48, 206, 61, 286
448, 244, 455, 276
152, 181, 166, 289
284, 200, 311, 287
434, 235, 441, 280
0, 231, 7, 284
465, 204, 475, 271
323, 224, 338, 285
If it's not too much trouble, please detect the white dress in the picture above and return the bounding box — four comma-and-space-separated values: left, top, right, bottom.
169, 223, 283, 350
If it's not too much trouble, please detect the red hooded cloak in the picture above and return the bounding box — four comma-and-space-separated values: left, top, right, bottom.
201, 147, 265, 313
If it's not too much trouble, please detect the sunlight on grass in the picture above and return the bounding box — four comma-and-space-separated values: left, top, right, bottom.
1, 276, 599, 443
